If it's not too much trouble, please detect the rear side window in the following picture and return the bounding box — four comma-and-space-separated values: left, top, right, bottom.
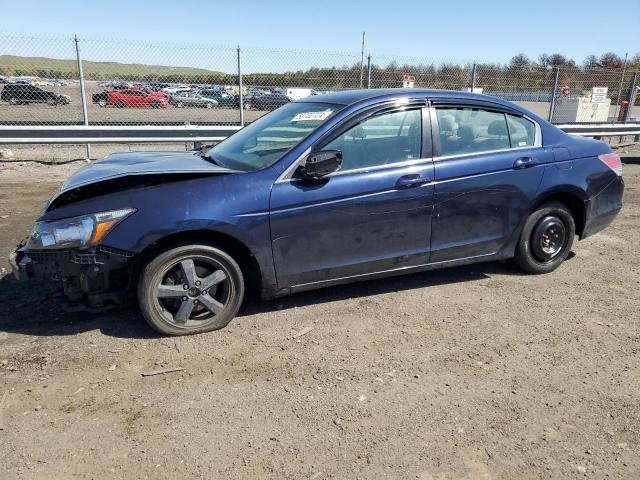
436, 107, 509, 156
507, 114, 536, 147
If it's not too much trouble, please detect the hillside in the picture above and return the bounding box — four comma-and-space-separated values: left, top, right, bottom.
0, 55, 225, 80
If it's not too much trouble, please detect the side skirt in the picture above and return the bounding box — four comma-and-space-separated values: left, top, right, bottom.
282, 251, 510, 296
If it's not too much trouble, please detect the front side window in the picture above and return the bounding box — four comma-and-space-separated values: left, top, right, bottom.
207, 102, 343, 171
436, 107, 510, 156
322, 109, 421, 172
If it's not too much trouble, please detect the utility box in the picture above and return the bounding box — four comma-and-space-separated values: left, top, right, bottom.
553, 92, 611, 123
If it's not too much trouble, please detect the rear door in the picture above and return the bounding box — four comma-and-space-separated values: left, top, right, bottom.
270, 103, 435, 288
429, 101, 551, 263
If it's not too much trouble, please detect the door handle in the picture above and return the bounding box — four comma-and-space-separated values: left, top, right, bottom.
513, 157, 538, 169
395, 174, 431, 188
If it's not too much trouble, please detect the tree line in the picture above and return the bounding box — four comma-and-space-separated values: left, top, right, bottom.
1, 51, 638, 99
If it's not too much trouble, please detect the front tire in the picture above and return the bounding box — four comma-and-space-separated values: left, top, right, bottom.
514, 201, 575, 274
138, 245, 244, 335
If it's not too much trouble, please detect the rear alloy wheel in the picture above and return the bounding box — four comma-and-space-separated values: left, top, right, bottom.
205, 102, 213, 109
151, 101, 160, 109
8, 97, 17, 105
115, 100, 125, 108
138, 245, 244, 335
514, 201, 575, 274
176, 102, 184, 108
98, 99, 107, 107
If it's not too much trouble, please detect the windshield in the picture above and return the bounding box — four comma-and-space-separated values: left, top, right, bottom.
206, 102, 343, 171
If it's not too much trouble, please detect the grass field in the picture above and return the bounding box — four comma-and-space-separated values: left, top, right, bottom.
0, 55, 226, 81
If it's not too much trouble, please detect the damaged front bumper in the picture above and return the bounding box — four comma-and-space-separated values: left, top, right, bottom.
10, 243, 136, 307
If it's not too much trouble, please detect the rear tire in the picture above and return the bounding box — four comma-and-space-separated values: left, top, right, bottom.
138, 244, 244, 336
514, 201, 575, 274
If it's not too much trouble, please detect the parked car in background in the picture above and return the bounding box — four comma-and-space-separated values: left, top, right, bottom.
148, 83, 170, 92
92, 90, 109, 107
107, 89, 168, 108
1, 84, 70, 105
198, 89, 236, 107
163, 84, 191, 94
245, 93, 290, 110
170, 91, 218, 108
111, 81, 132, 90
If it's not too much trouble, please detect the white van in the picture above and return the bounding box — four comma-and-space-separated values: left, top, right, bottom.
284, 88, 317, 101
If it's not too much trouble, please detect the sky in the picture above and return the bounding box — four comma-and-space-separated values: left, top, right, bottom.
0, 0, 638, 72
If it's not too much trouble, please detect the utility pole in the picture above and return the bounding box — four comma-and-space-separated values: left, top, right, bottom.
359, 32, 366, 89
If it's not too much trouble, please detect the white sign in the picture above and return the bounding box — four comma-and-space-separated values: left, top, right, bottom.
403, 75, 415, 88
592, 87, 608, 103
291, 111, 332, 122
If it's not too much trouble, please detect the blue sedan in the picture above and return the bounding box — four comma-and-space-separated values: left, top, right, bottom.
10, 89, 624, 335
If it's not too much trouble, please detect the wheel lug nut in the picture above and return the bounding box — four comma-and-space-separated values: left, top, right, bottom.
202, 290, 208, 295
194, 300, 199, 304
183, 284, 188, 290
195, 281, 201, 286
182, 296, 187, 301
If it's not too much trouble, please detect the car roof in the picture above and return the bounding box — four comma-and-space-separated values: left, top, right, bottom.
301, 88, 517, 109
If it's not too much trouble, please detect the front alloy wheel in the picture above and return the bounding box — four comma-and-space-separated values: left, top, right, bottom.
138, 245, 244, 335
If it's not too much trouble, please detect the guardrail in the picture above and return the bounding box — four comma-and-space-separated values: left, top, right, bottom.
0, 123, 637, 144
556, 123, 640, 137
0, 125, 242, 144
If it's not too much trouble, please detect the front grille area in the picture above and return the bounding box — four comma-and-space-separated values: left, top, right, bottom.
99, 245, 135, 258
27, 250, 76, 264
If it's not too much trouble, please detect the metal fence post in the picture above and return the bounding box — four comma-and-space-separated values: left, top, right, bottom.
548, 67, 560, 122
237, 46, 244, 127
470, 62, 477, 91
74, 35, 91, 159
366, 55, 372, 89
624, 71, 638, 123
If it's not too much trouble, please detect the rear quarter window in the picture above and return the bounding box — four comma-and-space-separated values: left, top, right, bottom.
507, 114, 536, 148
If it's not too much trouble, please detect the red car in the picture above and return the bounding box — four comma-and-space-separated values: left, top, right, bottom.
108, 89, 168, 108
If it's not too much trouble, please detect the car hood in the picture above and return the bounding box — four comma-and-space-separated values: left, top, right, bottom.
59, 150, 236, 193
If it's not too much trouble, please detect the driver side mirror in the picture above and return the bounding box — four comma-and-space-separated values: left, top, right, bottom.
299, 150, 342, 180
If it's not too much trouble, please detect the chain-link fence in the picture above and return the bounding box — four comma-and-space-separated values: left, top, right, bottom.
1, 32, 638, 128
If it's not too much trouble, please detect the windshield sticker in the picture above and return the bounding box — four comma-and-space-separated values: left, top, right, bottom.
291, 111, 332, 122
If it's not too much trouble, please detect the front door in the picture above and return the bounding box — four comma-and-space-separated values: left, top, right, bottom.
270, 107, 435, 288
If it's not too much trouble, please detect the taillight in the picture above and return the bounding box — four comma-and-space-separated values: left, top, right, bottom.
598, 153, 623, 176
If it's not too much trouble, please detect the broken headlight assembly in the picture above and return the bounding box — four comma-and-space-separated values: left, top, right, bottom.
26, 208, 136, 250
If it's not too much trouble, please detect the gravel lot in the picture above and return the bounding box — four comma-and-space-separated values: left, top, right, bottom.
0, 150, 639, 479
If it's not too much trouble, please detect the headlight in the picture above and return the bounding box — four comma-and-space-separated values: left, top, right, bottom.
26, 208, 135, 250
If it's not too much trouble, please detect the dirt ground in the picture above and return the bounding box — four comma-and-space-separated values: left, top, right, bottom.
0, 149, 639, 479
